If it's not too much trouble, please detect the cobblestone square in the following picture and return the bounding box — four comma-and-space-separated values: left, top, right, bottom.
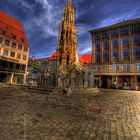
0, 85, 140, 140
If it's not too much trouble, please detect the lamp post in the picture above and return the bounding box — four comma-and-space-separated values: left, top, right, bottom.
115, 66, 118, 89
134, 70, 138, 91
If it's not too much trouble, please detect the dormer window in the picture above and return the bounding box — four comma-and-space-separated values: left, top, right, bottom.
11, 34, 16, 39
2, 30, 7, 35
20, 38, 25, 43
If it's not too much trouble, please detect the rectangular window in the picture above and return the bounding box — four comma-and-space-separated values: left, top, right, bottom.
24, 47, 28, 52
10, 51, 15, 57
104, 40, 109, 48
104, 52, 109, 61
134, 64, 140, 71
96, 53, 100, 61
134, 48, 140, 57
16, 64, 20, 70
17, 53, 21, 59
112, 29, 119, 36
123, 49, 129, 57
18, 45, 22, 50
3, 49, 8, 56
95, 42, 100, 49
2, 30, 7, 35
11, 42, 16, 48
21, 65, 26, 71
112, 38, 118, 46
113, 64, 119, 71
11, 34, 16, 39
131, 24, 140, 32
23, 55, 27, 60
95, 65, 99, 71
113, 51, 118, 58
133, 35, 140, 44
123, 64, 130, 71
5, 39, 10, 46
102, 31, 108, 38
122, 37, 128, 46
121, 26, 129, 34
20, 38, 25, 43
0, 37, 3, 43
95, 33, 100, 39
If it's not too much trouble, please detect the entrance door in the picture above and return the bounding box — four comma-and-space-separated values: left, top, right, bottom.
137, 77, 140, 87
0, 73, 7, 83
102, 77, 108, 88
123, 76, 130, 89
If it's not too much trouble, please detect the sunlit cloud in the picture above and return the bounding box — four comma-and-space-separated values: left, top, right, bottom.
0, 0, 140, 58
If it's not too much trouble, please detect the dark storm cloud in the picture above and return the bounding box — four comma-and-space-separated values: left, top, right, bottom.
0, 0, 140, 58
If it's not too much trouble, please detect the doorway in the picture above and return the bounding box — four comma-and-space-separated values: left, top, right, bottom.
0, 73, 7, 83
123, 76, 130, 89
102, 77, 108, 88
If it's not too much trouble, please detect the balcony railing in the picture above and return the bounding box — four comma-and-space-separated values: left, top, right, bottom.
0, 67, 25, 73
122, 69, 130, 72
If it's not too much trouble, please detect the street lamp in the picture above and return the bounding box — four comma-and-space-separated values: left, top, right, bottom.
134, 65, 138, 91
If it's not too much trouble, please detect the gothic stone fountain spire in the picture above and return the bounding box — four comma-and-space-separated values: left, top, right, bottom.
57, 0, 79, 68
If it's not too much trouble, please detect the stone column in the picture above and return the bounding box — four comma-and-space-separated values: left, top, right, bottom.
119, 30, 122, 63
129, 25, 133, 61
10, 73, 14, 84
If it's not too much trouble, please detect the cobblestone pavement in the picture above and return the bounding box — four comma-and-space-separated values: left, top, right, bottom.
0, 85, 140, 140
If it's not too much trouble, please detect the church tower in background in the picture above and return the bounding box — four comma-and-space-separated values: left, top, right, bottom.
57, 0, 79, 69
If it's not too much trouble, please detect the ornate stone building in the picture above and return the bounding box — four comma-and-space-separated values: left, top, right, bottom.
55, 0, 94, 88
57, 0, 79, 70
56, 0, 78, 87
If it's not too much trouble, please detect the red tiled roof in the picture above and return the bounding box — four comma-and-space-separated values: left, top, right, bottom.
0, 11, 29, 46
49, 52, 57, 60
79, 54, 92, 64
49, 52, 92, 64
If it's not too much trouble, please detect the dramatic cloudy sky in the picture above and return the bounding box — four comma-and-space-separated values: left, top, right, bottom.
0, 0, 140, 58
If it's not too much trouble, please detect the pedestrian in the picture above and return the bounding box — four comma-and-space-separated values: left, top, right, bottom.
29, 79, 33, 89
